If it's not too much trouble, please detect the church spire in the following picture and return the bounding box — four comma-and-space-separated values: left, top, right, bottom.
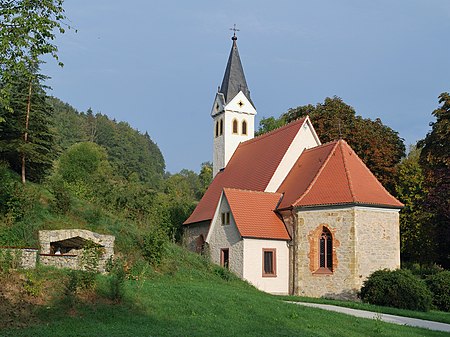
219, 27, 252, 105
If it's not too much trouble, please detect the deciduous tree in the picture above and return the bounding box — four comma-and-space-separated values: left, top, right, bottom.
257, 97, 405, 191
418, 92, 450, 268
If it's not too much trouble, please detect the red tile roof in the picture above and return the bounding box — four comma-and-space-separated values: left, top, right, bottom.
184, 118, 307, 225
277, 139, 404, 209
224, 188, 290, 240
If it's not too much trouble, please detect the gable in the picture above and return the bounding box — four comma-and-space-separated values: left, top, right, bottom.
184, 117, 308, 225
265, 117, 320, 192
224, 188, 290, 240
224, 91, 256, 115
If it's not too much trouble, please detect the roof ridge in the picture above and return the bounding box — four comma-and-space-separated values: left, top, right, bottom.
240, 117, 307, 147
339, 139, 402, 204
303, 139, 339, 153
292, 141, 340, 207
224, 187, 282, 196
339, 139, 357, 202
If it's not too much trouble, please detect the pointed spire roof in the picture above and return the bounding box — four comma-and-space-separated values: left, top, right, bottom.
219, 33, 252, 105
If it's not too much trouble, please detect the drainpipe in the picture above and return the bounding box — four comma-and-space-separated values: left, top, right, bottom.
290, 209, 298, 296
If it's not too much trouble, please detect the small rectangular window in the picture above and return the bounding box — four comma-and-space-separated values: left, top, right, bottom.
221, 248, 229, 269
262, 249, 276, 277
221, 212, 230, 225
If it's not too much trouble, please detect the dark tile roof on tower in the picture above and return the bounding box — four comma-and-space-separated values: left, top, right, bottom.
219, 36, 253, 105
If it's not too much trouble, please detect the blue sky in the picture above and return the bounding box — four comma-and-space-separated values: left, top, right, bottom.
42, 0, 450, 173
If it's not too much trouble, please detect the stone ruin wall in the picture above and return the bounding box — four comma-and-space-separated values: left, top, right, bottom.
0, 247, 38, 269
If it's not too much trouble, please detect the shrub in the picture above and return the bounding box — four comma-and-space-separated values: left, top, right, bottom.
406, 262, 444, 279
0, 249, 21, 274
48, 175, 72, 214
140, 226, 168, 266
360, 269, 432, 311
426, 271, 450, 312
108, 258, 127, 302
23, 270, 43, 297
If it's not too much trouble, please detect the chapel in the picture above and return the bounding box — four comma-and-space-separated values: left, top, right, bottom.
183, 33, 403, 298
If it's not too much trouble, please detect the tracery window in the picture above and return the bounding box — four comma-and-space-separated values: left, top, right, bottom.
319, 227, 333, 271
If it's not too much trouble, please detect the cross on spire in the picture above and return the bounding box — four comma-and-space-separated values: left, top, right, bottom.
230, 24, 239, 40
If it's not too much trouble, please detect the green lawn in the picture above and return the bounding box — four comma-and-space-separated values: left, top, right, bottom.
2, 275, 449, 337
1, 245, 449, 337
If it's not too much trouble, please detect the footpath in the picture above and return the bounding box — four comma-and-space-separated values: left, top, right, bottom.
287, 301, 450, 333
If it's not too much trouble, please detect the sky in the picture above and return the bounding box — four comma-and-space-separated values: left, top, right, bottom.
42, 0, 450, 174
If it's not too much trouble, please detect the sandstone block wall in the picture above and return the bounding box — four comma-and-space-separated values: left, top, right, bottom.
294, 207, 357, 299
354, 207, 401, 289
292, 206, 400, 299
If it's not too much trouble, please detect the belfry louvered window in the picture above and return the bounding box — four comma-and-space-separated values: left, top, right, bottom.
319, 227, 333, 271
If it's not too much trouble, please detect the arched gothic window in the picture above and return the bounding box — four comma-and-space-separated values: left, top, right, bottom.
219, 119, 223, 136
215, 121, 219, 138
232, 119, 238, 134
242, 120, 247, 135
319, 227, 333, 271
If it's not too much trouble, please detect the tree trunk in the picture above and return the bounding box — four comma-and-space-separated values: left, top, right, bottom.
21, 78, 32, 184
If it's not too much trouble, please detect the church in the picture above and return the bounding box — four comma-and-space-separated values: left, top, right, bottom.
183, 32, 403, 298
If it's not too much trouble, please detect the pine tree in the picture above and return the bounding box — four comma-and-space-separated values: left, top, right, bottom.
0, 69, 56, 182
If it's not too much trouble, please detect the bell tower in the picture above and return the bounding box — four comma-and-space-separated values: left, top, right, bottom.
211, 29, 257, 177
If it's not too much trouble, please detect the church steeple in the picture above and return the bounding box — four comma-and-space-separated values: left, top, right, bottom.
211, 29, 257, 178
219, 30, 252, 105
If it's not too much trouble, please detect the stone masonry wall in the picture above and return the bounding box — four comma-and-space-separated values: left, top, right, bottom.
0, 247, 38, 269
39, 229, 115, 273
39, 254, 79, 269
207, 196, 244, 278
292, 206, 400, 299
354, 207, 401, 289
183, 221, 210, 252
294, 207, 357, 299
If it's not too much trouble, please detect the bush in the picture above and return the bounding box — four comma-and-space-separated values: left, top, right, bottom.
426, 271, 450, 312
405, 262, 444, 279
48, 175, 72, 214
140, 226, 168, 266
0, 249, 21, 274
107, 258, 127, 302
360, 269, 432, 311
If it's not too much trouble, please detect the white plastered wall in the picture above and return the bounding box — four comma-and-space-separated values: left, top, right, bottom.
242, 238, 289, 295
265, 117, 321, 192
212, 91, 256, 177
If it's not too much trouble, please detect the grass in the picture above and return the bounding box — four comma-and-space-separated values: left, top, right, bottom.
281, 295, 450, 325
2, 245, 449, 337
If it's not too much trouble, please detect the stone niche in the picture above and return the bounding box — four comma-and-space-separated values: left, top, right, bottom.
39, 229, 115, 273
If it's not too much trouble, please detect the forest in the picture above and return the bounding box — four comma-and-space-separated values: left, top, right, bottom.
0, 0, 449, 270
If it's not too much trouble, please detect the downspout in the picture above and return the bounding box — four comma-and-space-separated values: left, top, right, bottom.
290, 208, 298, 296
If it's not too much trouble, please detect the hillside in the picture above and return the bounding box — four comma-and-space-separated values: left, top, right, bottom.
1, 244, 448, 337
